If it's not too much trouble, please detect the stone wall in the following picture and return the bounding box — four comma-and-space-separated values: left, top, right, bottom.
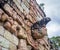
0, 0, 50, 50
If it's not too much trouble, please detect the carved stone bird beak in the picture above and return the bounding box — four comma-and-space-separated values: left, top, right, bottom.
31, 17, 51, 30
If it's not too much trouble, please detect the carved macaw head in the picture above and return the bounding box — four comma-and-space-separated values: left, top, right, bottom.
31, 17, 51, 39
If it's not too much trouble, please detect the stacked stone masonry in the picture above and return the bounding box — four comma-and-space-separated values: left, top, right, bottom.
0, 0, 51, 50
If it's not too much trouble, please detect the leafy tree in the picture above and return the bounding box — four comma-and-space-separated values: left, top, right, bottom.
50, 36, 60, 47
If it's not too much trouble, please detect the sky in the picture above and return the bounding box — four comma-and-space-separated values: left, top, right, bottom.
36, 0, 60, 38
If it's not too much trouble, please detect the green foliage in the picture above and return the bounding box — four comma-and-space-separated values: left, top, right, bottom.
50, 36, 60, 47
40, 3, 44, 6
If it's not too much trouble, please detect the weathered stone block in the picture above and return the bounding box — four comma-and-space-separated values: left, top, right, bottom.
9, 43, 17, 50
0, 35, 10, 48
0, 26, 5, 36
3, 4, 13, 16
21, 2, 29, 14
22, 0, 29, 8
4, 30, 14, 44
17, 0, 21, 5
27, 45, 32, 50
39, 44, 45, 50
36, 16, 43, 21
11, 24, 17, 36
1, 13, 8, 22
4, 22, 11, 31
26, 14, 36, 23
0, 9, 4, 15
27, 0, 30, 3
13, 35, 19, 45
24, 20, 32, 27
18, 39, 28, 50
13, 0, 23, 12
17, 26, 27, 39
2, 47, 9, 50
